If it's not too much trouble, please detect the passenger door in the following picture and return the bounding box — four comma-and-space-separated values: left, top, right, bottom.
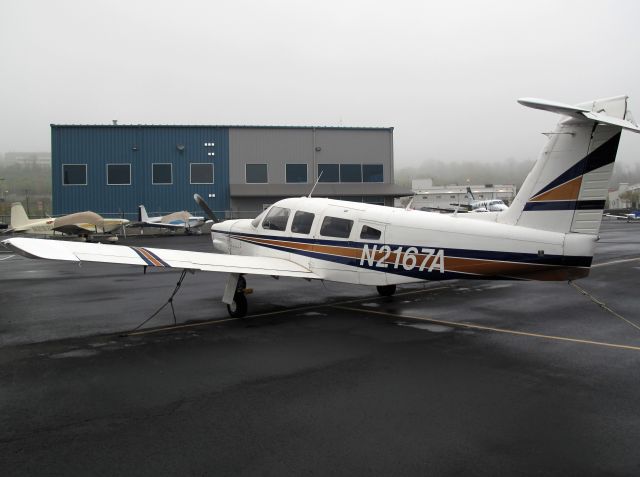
355, 220, 388, 286
310, 211, 359, 283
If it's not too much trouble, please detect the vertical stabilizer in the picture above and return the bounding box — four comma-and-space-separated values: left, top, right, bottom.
499, 96, 640, 234
138, 205, 149, 222
10, 202, 31, 228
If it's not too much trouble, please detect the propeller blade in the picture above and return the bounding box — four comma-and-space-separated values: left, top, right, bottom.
193, 194, 220, 223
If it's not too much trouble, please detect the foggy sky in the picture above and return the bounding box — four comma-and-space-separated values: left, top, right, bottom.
1, 0, 639, 171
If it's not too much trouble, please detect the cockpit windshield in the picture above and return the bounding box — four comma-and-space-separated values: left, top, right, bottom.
251, 210, 267, 228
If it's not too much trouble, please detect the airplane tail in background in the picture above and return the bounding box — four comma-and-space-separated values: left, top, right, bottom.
138, 205, 149, 222
499, 96, 640, 234
10, 202, 31, 228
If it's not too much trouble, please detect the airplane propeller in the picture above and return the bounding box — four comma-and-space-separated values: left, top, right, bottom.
193, 194, 221, 223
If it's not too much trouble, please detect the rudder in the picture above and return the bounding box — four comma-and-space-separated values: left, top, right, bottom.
10, 202, 30, 228
499, 96, 639, 234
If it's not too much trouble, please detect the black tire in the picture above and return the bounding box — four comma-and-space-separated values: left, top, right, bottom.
237, 275, 247, 291
376, 284, 397, 297
227, 292, 248, 318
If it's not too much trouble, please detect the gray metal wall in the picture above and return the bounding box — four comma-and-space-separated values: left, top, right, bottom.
228, 127, 394, 185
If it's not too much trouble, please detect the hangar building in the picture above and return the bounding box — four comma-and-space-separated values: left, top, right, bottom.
51, 125, 409, 219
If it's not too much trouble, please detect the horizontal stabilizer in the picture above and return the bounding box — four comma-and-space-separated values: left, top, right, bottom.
517, 98, 590, 116
518, 97, 640, 134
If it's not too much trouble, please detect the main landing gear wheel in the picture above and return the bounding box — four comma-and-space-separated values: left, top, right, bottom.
227, 292, 248, 318
226, 274, 249, 318
376, 284, 397, 297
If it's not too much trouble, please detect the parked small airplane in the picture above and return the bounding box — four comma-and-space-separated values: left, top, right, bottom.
4, 96, 639, 319
4, 202, 129, 239
462, 187, 509, 213
132, 205, 208, 234
409, 187, 508, 214
605, 211, 640, 222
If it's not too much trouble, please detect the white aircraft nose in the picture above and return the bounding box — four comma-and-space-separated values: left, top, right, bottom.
211, 222, 231, 254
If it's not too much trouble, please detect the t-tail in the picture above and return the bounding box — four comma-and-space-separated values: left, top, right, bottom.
499, 96, 640, 234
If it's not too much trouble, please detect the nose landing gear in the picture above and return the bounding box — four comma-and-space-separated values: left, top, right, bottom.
376, 284, 396, 297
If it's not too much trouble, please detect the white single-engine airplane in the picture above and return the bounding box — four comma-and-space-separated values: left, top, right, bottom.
132, 205, 208, 234
3, 96, 639, 318
4, 202, 129, 238
605, 210, 640, 222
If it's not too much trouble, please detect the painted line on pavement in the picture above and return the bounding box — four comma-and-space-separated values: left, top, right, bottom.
332, 305, 640, 352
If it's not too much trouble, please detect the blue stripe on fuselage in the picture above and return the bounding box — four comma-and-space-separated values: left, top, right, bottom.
219, 230, 592, 271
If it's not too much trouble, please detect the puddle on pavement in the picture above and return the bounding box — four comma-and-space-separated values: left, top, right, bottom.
396, 321, 454, 333
298, 311, 327, 316
50, 349, 99, 359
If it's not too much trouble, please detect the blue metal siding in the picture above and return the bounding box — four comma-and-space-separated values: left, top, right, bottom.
52, 126, 230, 218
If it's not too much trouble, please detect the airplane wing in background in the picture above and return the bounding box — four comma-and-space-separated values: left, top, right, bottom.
2, 237, 320, 279
52, 224, 96, 235
131, 221, 187, 230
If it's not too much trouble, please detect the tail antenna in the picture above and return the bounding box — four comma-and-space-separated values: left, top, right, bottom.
308, 171, 323, 198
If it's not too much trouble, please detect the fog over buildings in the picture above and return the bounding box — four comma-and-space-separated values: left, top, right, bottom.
1, 0, 639, 180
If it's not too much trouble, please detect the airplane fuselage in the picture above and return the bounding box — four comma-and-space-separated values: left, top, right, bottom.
211, 197, 596, 285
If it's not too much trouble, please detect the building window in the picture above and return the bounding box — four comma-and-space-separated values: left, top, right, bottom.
291, 211, 314, 234
340, 164, 362, 183
152, 163, 172, 185
191, 163, 214, 184
246, 164, 268, 184
320, 216, 353, 239
107, 164, 131, 185
62, 164, 87, 186
286, 164, 308, 183
318, 164, 339, 182
362, 164, 383, 183
362, 196, 385, 206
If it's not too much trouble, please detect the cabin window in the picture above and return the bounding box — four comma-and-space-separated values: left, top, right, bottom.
190, 163, 214, 184
360, 225, 382, 240
246, 164, 268, 183
318, 164, 339, 182
286, 164, 308, 183
262, 206, 290, 231
320, 216, 353, 239
291, 211, 315, 234
107, 164, 131, 185
362, 164, 383, 183
62, 164, 87, 185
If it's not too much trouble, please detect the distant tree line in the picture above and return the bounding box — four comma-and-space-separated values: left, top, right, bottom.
0, 162, 51, 220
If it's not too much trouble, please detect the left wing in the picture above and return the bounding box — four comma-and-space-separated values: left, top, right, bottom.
52, 224, 96, 235
2, 237, 320, 278
133, 221, 186, 230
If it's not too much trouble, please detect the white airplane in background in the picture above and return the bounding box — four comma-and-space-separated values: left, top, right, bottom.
409, 187, 508, 213
605, 211, 640, 222
4, 96, 639, 319
4, 202, 129, 239
464, 188, 509, 213
132, 205, 208, 234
